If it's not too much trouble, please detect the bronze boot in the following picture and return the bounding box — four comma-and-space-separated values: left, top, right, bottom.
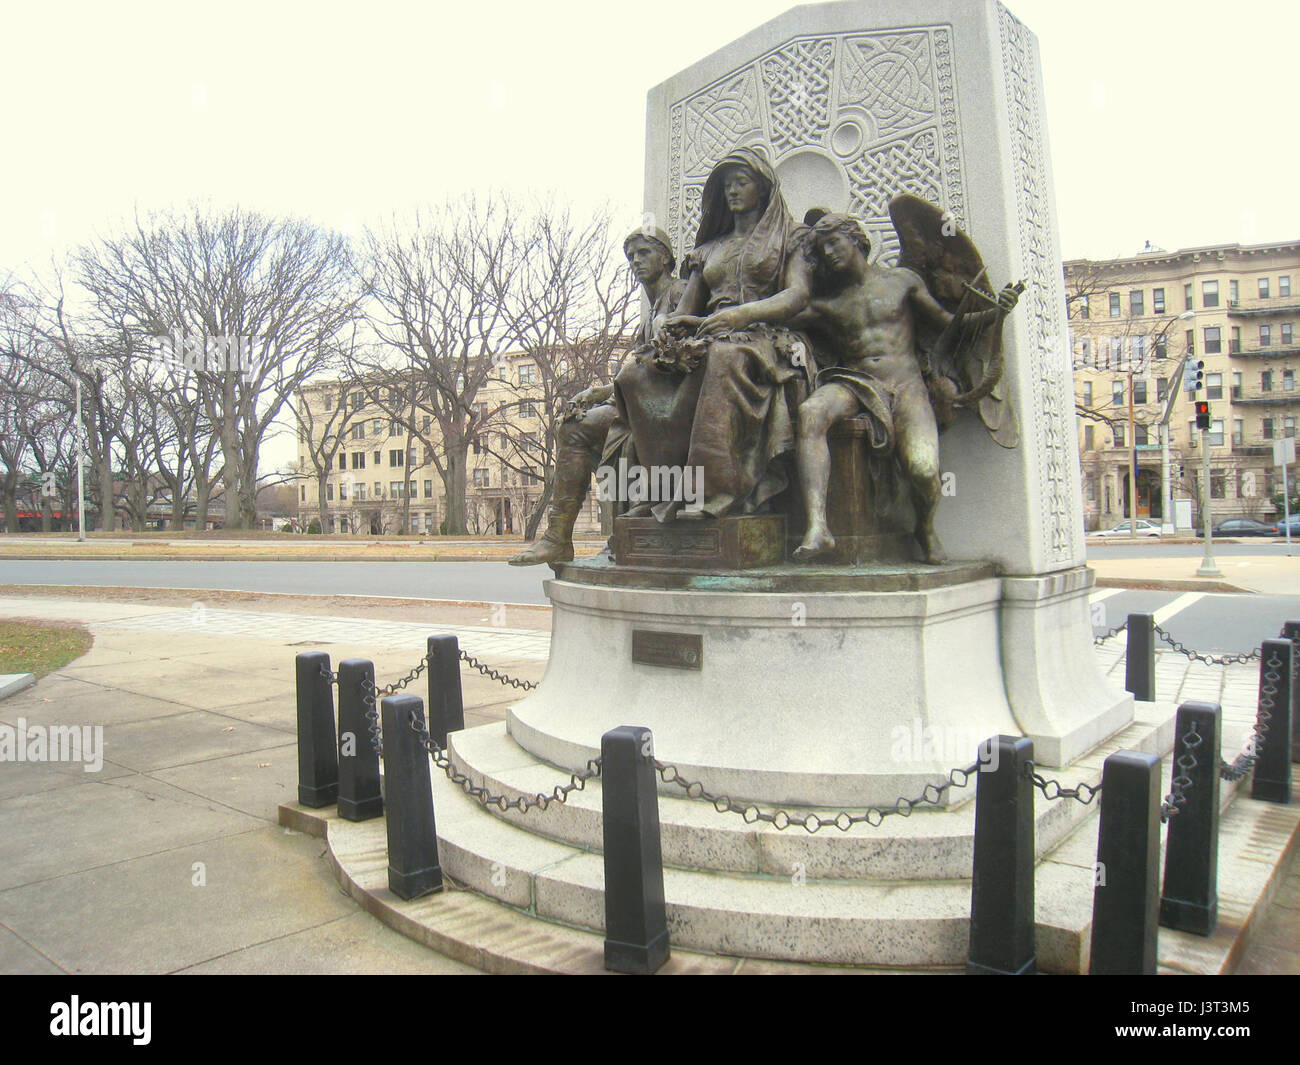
508, 455, 589, 567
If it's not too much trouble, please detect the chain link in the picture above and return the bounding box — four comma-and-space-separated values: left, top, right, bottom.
1161, 719, 1201, 822
1024, 762, 1101, 805
1094, 620, 1128, 646
650, 759, 980, 832
407, 709, 599, 812
1220, 645, 1280, 781
453, 648, 537, 691
1153, 624, 1261, 666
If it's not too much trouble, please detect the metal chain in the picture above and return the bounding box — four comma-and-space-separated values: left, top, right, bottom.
1094, 620, 1128, 646
1161, 719, 1201, 822
1220, 645, 1280, 781
407, 709, 599, 812
454, 648, 537, 691
1153, 624, 1261, 666
650, 759, 981, 833
1024, 762, 1101, 805
318, 664, 338, 684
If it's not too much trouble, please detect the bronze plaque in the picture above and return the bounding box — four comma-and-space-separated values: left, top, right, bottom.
632, 630, 703, 670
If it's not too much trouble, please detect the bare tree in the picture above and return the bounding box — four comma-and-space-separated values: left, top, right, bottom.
70, 206, 361, 529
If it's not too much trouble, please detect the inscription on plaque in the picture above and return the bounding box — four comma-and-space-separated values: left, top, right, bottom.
632, 630, 703, 670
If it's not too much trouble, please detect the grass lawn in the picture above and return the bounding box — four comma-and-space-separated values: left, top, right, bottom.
0, 619, 94, 677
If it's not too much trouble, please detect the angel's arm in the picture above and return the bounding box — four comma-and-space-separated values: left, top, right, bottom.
901, 268, 955, 329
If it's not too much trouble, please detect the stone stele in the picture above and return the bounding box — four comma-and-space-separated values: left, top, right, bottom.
508, 0, 1130, 806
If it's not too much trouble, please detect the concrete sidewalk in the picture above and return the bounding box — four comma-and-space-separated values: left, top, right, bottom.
1088, 552, 1300, 595
0, 592, 1295, 974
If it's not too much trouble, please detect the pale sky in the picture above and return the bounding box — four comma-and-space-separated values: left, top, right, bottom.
4, 0, 1296, 475
4, 0, 1297, 276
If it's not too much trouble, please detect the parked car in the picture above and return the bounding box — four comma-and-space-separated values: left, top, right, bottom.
1275, 518, 1300, 537
1213, 518, 1279, 538
1092, 519, 1162, 538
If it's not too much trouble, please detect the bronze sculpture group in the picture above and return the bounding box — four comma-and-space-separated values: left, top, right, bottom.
510, 145, 1022, 569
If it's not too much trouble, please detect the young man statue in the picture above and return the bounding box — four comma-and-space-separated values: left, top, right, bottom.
508, 226, 684, 565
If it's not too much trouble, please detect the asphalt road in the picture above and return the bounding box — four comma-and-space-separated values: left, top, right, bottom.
0, 560, 556, 607
1, 557, 1297, 654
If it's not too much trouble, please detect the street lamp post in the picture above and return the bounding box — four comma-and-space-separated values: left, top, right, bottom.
1152, 311, 1196, 535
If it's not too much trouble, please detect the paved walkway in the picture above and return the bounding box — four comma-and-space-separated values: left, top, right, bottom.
0, 593, 1294, 974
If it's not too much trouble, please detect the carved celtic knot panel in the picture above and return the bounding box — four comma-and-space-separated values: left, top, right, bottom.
760, 38, 835, 156
666, 25, 967, 261
998, 4, 1079, 565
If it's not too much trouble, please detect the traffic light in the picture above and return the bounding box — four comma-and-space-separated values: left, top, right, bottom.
1190, 359, 1206, 391
1195, 400, 1211, 430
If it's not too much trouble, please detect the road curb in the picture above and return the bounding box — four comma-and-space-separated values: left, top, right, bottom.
1094, 576, 1249, 594
0, 673, 35, 701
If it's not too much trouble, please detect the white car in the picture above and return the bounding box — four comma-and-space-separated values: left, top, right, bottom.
1092, 519, 1162, 538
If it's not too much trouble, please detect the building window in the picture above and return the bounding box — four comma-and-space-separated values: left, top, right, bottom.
1188, 420, 1199, 446
1202, 280, 1219, 308
1152, 288, 1165, 315
407, 447, 417, 465
424, 480, 433, 498
1262, 371, 1274, 392
351, 452, 365, 470
1082, 382, 1093, 406
523, 467, 539, 486
1232, 371, 1242, 398
327, 483, 334, 501
1083, 425, 1094, 450
422, 415, 432, 432
1231, 326, 1241, 354
1112, 381, 1124, 406
1129, 290, 1144, 317
1108, 336, 1123, 367
1259, 278, 1271, 299
339, 482, 348, 501
1233, 419, 1244, 446
391, 481, 403, 497
1107, 293, 1120, 317
1078, 294, 1090, 319
408, 480, 416, 498
1185, 329, 1194, 355
518, 364, 536, 385
1135, 424, 1149, 446
300, 485, 305, 502
1229, 280, 1239, 304
390, 420, 404, 438
519, 400, 538, 418
350, 392, 363, 411
521, 432, 540, 452
1210, 470, 1226, 499
1260, 324, 1272, 348
351, 423, 365, 441
1156, 377, 1168, 402
1287, 417, 1297, 438
1283, 323, 1294, 346
337, 454, 347, 470
1133, 380, 1148, 404
1263, 418, 1274, 440
471, 435, 483, 455
472, 468, 490, 488
1208, 420, 1224, 447
323, 393, 334, 411
1204, 326, 1221, 354
1114, 424, 1125, 447
1281, 276, 1292, 298
373, 450, 382, 466
1286, 370, 1296, 392
1205, 372, 1222, 400
355, 484, 366, 500
372, 419, 383, 436
389, 449, 405, 467
1184, 283, 1194, 311
424, 448, 433, 465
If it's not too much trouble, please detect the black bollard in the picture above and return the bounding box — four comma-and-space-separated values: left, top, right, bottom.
1251, 639, 1294, 804
295, 651, 338, 808
967, 736, 1036, 975
1125, 612, 1156, 702
602, 726, 669, 974
1281, 621, 1300, 763
426, 635, 466, 748
1160, 702, 1221, 935
337, 658, 383, 821
1090, 750, 1162, 974
381, 694, 442, 900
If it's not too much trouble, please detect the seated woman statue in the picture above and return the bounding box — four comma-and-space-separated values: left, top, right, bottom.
614, 145, 815, 521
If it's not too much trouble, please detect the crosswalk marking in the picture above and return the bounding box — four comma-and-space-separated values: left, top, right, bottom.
1152, 592, 1205, 627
